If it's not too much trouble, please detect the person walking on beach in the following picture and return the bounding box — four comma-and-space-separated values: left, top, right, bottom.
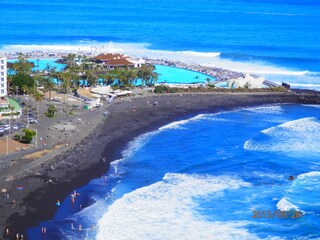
71, 193, 75, 205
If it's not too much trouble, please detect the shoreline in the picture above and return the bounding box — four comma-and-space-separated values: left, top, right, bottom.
1, 91, 320, 239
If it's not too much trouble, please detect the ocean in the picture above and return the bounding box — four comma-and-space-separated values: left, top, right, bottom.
2, 1, 320, 239
1, 0, 320, 89
28, 104, 320, 239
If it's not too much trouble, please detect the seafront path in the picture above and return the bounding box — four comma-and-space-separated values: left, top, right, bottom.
0, 95, 108, 179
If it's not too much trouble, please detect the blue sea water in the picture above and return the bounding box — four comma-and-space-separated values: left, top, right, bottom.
28, 104, 320, 239
2, 1, 320, 239
1, 0, 320, 88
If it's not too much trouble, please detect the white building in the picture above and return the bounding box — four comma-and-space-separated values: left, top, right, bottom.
227, 74, 264, 89
0, 56, 7, 96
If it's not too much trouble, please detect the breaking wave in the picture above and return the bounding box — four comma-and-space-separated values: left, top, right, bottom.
96, 173, 254, 240
244, 117, 320, 154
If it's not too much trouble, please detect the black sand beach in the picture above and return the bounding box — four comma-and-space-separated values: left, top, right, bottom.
1, 91, 320, 239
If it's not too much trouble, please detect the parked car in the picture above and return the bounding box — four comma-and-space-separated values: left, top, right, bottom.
2, 124, 10, 130
0, 127, 5, 133
27, 118, 38, 124
12, 125, 19, 130
16, 123, 26, 129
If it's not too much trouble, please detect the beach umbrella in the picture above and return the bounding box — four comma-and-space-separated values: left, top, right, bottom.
16, 186, 24, 190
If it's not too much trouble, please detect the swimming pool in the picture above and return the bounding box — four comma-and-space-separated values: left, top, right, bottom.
154, 65, 214, 84
8, 58, 66, 72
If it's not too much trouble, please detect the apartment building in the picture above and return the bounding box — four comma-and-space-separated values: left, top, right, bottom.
0, 56, 7, 96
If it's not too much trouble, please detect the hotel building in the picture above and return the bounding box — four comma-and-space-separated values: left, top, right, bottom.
0, 56, 7, 97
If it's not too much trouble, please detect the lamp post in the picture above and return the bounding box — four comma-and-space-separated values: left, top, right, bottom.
35, 129, 38, 149
6, 135, 9, 156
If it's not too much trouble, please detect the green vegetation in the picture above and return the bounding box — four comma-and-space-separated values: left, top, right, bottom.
45, 105, 56, 118
13, 134, 21, 141
10, 73, 35, 94
21, 128, 36, 144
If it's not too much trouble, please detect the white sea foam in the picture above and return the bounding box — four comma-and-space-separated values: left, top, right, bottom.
297, 171, 320, 179
290, 83, 320, 87
1, 41, 311, 77
158, 113, 233, 130
301, 104, 320, 109
96, 173, 255, 240
262, 117, 320, 135
277, 171, 320, 213
158, 114, 207, 130
244, 105, 284, 114
178, 50, 221, 58
244, 117, 320, 153
251, 171, 285, 181
276, 197, 300, 212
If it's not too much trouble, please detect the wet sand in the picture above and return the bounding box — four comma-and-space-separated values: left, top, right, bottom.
1, 91, 320, 239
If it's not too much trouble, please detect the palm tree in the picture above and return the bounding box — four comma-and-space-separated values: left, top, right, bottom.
138, 64, 158, 86
40, 77, 55, 101
86, 70, 98, 87
100, 69, 117, 86
8, 105, 15, 134
59, 72, 73, 114
65, 53, 77, 69
12, 54, 33, 74
205, 77, 212, 85
33, 91, 43, 120
60, 72, 72, 94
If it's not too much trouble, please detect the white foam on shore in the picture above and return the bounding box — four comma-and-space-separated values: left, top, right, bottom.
158, 114, 208, 130
1, 41, 311, 76
244, 105, 284, 114
244, 117, 320, 154
302, 104, 320, 109
96, 173, 255, 240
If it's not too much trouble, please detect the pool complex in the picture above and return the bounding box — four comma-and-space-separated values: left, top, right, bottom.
7, 59, 214, 85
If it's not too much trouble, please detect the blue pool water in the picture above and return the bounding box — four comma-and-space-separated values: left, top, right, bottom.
28, 104, 320, 239
155, 65, 214, 84
8, 58, 66, 72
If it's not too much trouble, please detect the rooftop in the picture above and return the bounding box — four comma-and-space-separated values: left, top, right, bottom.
94, 53, 127, 61
0, 97, 8, 105
7, 97, 22, 111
